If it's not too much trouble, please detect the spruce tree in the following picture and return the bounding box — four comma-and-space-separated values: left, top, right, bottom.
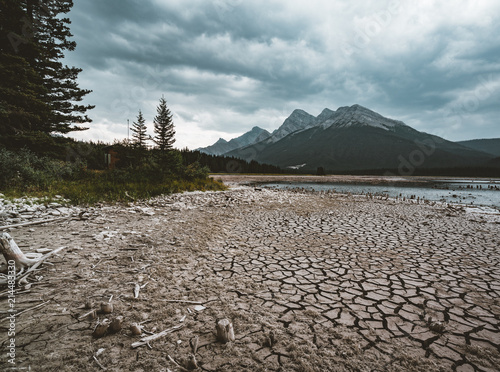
25, 0, 94, 133
1, 0, 94, 135
153, 96, 176, 155
0, 0, 49, 136
131, 110, 148, 150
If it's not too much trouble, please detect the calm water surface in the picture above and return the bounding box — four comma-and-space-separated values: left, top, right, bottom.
262, 179, 500, 209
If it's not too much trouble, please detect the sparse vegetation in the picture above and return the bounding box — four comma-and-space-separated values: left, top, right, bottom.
0, 145, 226, 204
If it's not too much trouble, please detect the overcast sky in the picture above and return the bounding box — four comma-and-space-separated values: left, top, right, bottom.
64, 0, 500, 149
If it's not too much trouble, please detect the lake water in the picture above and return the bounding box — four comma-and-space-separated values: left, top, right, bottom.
262, 179, 500, 209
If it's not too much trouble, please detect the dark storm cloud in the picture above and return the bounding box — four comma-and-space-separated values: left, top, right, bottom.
65, 0, 500, 147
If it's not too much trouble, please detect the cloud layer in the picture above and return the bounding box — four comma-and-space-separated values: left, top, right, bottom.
64, 0, 500, 148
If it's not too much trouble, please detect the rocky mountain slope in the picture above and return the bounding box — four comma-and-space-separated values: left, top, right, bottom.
457, 138, 500, 157
208, 104, 496, 172
197, 126, 270, 155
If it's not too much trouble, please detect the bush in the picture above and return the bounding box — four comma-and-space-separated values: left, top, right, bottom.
0, 147, 86, 190
183, 161, 210, 180
0, 145, 226, 204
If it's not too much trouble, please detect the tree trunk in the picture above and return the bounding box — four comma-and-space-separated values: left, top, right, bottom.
0, 232, 39, 269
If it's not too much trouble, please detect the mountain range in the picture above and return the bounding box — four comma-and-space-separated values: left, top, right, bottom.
197, 104, 500, 173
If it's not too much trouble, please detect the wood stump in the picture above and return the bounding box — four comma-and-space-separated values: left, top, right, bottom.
216, 318, 235, 343
0, 232, 39, 269
130, 323, 142, 336
93, 319, 110, 338
110, 316, 124, 333
100, 302, 113, 314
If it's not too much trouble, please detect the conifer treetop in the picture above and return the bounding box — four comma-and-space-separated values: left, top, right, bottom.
153, 96, 175, 153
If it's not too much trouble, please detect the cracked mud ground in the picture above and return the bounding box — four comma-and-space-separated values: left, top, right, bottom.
1, 187, 499, 371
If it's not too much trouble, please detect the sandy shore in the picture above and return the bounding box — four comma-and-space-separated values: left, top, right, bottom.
1, 186, 499, 371
212, 174, 429, 186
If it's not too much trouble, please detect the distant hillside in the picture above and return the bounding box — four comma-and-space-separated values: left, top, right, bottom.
457, 139, 500, 157
197, 126, 270, 155
224, 104, 494, 172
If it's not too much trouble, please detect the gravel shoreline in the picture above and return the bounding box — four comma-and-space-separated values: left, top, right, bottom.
1, 186, 499, 371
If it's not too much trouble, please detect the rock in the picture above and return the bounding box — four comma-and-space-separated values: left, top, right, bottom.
57, 207, 71, 215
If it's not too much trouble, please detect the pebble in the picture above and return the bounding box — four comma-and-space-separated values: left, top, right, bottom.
0, 196, 79, 227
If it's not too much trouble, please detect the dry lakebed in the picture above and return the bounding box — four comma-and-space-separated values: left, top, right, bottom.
1, 175, 499, 371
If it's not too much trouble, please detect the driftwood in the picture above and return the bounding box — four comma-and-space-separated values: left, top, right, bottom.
93, 355, 107, 370
162, 299, 203, 305
0, 300, 50, 322
0, 232, 39, 268
0, 233, 68, 285
0, 216, 72, 231
167, 355, 189, 372
79, 309, 97, 321
131, 324, 184, 348
216, 318, 235, 343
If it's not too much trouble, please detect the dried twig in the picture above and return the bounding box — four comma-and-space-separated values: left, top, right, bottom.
167, 355, 188, 372
0, 300, 50, 322
131, 324, 184, 348
0, 216, 73, 231
93, 355, 107, 370
162, 300, 203, 305
78, 309, 97, 320
15, 246, 68, 284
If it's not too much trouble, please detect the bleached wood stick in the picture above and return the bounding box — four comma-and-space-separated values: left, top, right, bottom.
162, 300, 203, 304
134, 283, 140, 298
13, 246, 68, 284
93, 355, 107, 370
78, 309, 97, 320
0, 233, 39, 268
0, 300, 50, 322
131, 324, 184, 348
167, 355, 189, 372
0, 216, 72, 231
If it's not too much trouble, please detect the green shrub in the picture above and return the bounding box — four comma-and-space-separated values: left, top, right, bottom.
0, 146, 226, 204
0, 147, 86, 190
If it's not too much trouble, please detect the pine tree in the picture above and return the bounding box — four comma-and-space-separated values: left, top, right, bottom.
2, 0, 94, 135
131, 110, 148, 150
153, 96, 176, 154
0, 0, 49, 136
25, 0, 94, 133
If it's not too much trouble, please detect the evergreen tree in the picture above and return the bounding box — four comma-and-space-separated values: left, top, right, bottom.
25, 0, 94, 133
131, 110, 148, 150
0, 0, 94, 135
0, 0, 49, 136
153, 96, 176, 155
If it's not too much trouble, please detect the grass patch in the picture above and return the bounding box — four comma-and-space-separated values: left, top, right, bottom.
2, 175, 226, 205
51, 175, 226, 204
